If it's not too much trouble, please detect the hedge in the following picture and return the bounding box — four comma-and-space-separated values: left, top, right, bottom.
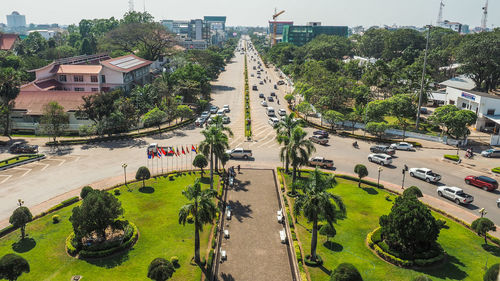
243, 54, 252, 138
0, 154, 45, 169
77, 222, 139, 258
492, 167, 500, 174
66, 232, 79, 256
207, 249, 215, 274
338, 132, 422, 147
36, 196, 79, 218
336, 174, 385, 189
443, 154, 460, 162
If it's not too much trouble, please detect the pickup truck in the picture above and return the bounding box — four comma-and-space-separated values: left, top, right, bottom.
9, 142, 38, 154
309, 135, 329, 145
309, 157, 334, 169
409, 168, 441, 183
226, 148, 252, 159
437, 186, 474, 205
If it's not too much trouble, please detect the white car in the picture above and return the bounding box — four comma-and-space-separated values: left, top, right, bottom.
223, 105, 230, 113
409, 168, 441, 183
201, 111, 210, 119
268, 117, 279, 126
367, 153, 393, 166
261, 100, 268, 107
216, 109, 225, 116
437, 186, 474, 205
222, 116, 230, 124
390, 142, 414, 151
497, 198, 500, 208
278, 109, 286, 116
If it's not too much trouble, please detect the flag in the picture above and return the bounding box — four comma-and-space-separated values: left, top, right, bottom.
195, 145, 199, 153
151, 150, 155, 158
161, 147, 166, 156
157, 148, 162, 158
182, 146, 186, 155
191, 145, 196, 153
169, 147, 174, 154
186, 145, 190, 154
176, 147, 180, 156
148, 151, 152, 159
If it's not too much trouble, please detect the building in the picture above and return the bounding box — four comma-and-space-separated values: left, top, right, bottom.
189, 19, 204, 41
268, 21, 293, 35
163, 16, 227, 49
22, 53, 153, 93
439, 20, 466, 34
282, 25, 348, 46
0, 33, 20, 51
178, 39, 208, 50
204, 16, 226, 46
307, 22, 321, 26
6, 11, 26, 28
28, 29, 57, 40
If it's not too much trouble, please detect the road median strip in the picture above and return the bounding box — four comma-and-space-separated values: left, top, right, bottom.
0, 154, 46, 171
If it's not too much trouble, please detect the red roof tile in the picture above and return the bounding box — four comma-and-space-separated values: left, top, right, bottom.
14, 91, 94, 115
0, 34, 19, 51
34, 79, 62, 90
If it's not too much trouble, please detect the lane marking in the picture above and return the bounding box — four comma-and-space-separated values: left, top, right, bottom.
0, 175, 12, 184
28, 162, 50, 171
10, 167, 32, 177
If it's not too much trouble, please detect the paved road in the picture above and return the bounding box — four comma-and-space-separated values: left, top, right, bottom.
1, 38, 499, 229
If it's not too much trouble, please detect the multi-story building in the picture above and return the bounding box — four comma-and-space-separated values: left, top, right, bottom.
282, 25, 348, 46
28, 29, 57, 40
439, 20, 468, 34
268, 21, 293, 44
6, 11, 26, 28
163, 16, 227, 49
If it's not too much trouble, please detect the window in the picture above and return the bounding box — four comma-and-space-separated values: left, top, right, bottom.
101, 75, 106, 83
462, 102, 467, 108
59, 75, 67, 82
74, 75, 83, 82
74, 87, 85, 92
91, 76, 98, 83
91, 88, 99, 92
487, 109, 495, 115
449, 100, 455, 105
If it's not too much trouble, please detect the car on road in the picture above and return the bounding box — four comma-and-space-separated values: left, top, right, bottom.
409, 168, 441, 183
251, 74, 254, 77
259, 93, 265, 98
437, 186, 474, 205
226, 148, 252, 159
464, 175, 498, 191
390, 142, 414, 151
313, 130, 329, 138
277, 80, 285, 85
222, 116, 230, 124
259, 81, 264, 85
481, 149, 500, 158
261, 100, 268, 107
9, 142, 38, 154
274, 84, 278, 89
267, 96, 274, 102
268, 117, 279, 127
252, 85, 258, 91
223, 105, 230, 113
309, 135, 329, 145
210, 106, 219, 114
370, 145, 395, 156
367, 153, 393, 166
257, 75, 261, 79
278, 109, 286, 116
497, 198, 500, 208
309, 157, 334, 169
201, 111, 210, 119
270, 92, 276, 97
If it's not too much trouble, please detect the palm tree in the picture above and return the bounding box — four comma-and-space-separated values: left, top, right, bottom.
294, 168, 346, 261
199, 126, 229, 189
178, 178, 217, 264
211, 115, 234, 171
287, 127, 315, 183
276, 113, 302, 173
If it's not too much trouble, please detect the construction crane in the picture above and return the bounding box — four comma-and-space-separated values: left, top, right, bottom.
481, 0, 488, 31
271, 9, 285, 47
128, 0, 134, 12
437, 0, 445, 25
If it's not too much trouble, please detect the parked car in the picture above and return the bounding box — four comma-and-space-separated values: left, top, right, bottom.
464, 175, 498, 191
195, 117, 206, 127
251, 74, 254, 77
481, 149, 500, 158
309, 135, 329, 145
9, 142, 38, 154
497, 198, 500, 208
370, 145, 395, 156
261, 100, 268, 107
267, 96, 274, 102
409, 168, 441, 183
259, 93, 265, 98
437, 186, 474, 205
278, 109, 286, 116
223, 105, 230, 113
210, 106, 219, 114
268, 117, 279, 127
313, 130, 329, 138
222, 116, 231, 124
226, 148, 252, 159
252, 85, 258, 91
309, 157, 334, 169
367, 153, 393, 166
277, 80, 285, 85
259, 81, 264, 85
390, 142, 414, 151
270, 92, 276, 97
216, 109, 225, 116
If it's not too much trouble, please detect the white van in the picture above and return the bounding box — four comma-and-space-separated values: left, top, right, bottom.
267, 107, 275, 117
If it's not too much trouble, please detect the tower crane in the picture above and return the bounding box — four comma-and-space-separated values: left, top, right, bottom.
271, 9, 285, 47
481, 0, 488, 31
437, 0, 444, 25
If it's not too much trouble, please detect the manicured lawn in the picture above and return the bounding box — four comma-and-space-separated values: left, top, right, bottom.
283, 170, 500, 280
0, 172, 218, 281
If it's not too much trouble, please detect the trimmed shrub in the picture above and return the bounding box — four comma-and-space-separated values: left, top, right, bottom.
330, 263, 363, 281
80, 186, 94, 199
484, 263, 500, 281
76, 222, 138, 258
411, 276, 433, 281
492, 167, 500, 174
114, 189, 121, 196
444, 154, 460, 162
147, 258, 175, 281
52, 215, 60, 224
66, 232, 78, 256
170, 256, 179, 267
403, 186, 423, 198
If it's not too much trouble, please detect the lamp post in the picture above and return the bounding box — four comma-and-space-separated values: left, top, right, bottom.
377, 166, 383, 188
416, 24, 432, 130
122, 163, 128, 186
479, 208, 487, 218
401, 164, 408, 189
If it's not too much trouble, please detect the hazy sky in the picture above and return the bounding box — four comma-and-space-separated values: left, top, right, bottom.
1, 0, 497, 28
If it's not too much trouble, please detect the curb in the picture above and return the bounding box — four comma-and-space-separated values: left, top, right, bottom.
0, 154, 46, 171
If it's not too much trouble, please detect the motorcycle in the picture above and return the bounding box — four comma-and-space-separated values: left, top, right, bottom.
352, 142, 359, 149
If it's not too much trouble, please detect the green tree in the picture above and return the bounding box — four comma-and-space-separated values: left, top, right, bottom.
40, 101, 69, 143
147, 258, 175, 281
346, 105, 365, 134
142, 107, 167, 132
0, 253, 30, 281
80, 186, 94, 199
178, 178, 217, 263
379, 195, 441, 255
9, 206, 32, 240
403, 186, 423, 198
364, 100, 389, 123
121, 11, 154, 24
193, 154, 208, 175
287, 127, 316, 182
0, 68, 21, 137
199, 126, 229, 189
135, 166, 151, 188
284, 94, 295, 105
483, 263, 500, 281
15, 32, 48, 56
322, 110, 344, 131
329, 263, 363, 281
428, 105, 477, 139
297, 101, 313, 121
304, 34, 353, 60
176, 105, 193, 122
319, 223, 336, 242
411, 276, 433, 281
358, 27, 389, 58
276, 112, 302, 173
69, 190, 123, 240
353, 164, 368, 188
294, 168, 346, 261
387, 94, 417, 139
471, 218, 496, 245
365, 122, 388, 139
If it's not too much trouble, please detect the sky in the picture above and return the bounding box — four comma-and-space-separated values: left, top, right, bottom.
1, 0, 498, 28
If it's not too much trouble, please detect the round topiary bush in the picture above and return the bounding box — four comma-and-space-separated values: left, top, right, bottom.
170, 256, 179, 267
52, 215, 60, 224
80, 186, 94, 199
403, 186, 423, 198
412, 276, 433, 281
484, 263, 500, 281
304, 254, 323, 267
147, 258, 175, 281
330, 263, 362, 281
114, 189, 121, 196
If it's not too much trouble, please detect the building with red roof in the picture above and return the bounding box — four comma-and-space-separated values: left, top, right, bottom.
0, 33, 20, 51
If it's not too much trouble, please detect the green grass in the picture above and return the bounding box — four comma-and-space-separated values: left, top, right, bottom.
492, 167, 500, 174
0, 154, 44, 168
0, 172, 218, 281
283, 170, 500, 280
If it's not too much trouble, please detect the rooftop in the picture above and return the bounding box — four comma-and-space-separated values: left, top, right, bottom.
14, 91, 94, 115
56, 65, 102, 75
101, 54, 153, 73
440, 75, 476, 91
0, 33, 19, 51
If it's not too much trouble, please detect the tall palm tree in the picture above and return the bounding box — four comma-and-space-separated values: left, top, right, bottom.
178, 178, 217, 263
199, 126, 229, 189
276, 113, 302, 173
286, 127, 315, 183
294, 168, 346, 261
211, 115, 234, 170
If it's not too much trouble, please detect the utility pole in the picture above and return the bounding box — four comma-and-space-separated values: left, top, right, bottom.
415, 25, 431, 130
377, 167, 383, 188
128, 0, 134, 12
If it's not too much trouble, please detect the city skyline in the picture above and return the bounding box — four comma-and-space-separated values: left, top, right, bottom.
1, 0, 497, 28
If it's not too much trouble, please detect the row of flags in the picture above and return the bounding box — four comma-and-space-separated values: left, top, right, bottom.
148, 145, 198, 159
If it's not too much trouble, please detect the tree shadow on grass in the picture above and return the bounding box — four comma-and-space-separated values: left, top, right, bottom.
139, 186, 155, 194
482, 243, 500, 257
361, 187, 379, 195
318, 264, 332, 276
12, 238, 36, 253
220, 272, 235, 281
82, 249, 131, 268
323, 241, 343, 252
415, 254, 467, 280
200, 177, 211, 185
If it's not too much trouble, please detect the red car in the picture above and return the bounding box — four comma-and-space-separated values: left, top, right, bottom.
464, 176, 498, 191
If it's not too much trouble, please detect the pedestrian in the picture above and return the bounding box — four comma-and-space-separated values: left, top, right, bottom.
277, 99, 280, 105
237, 165, 240, 173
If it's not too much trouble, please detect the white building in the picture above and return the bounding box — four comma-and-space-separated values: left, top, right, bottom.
6, 11, 26, 28
28, 29, 56, 40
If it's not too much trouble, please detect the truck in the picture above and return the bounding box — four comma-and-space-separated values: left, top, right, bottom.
437, 186, 474, 205
409, 168, 441, 183
226, 148, 252, 159
308, 157, 334, 169
9, 142, 38, 154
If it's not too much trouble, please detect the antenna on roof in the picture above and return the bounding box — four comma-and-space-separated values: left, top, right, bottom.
128, 0, 134, 12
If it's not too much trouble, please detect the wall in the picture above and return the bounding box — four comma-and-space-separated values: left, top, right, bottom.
100, 67, 123, 85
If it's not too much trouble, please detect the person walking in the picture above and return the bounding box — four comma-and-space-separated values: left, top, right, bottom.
237, 165, 241, 173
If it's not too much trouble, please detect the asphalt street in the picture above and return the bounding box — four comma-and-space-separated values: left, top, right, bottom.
0, 38, 499, 228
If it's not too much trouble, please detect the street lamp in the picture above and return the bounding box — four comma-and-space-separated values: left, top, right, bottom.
416, 24, 432, 130
377, 167, 383, 188
122, 163, 128, 187
401, 164, 408, 189
479, 208, 487, 218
